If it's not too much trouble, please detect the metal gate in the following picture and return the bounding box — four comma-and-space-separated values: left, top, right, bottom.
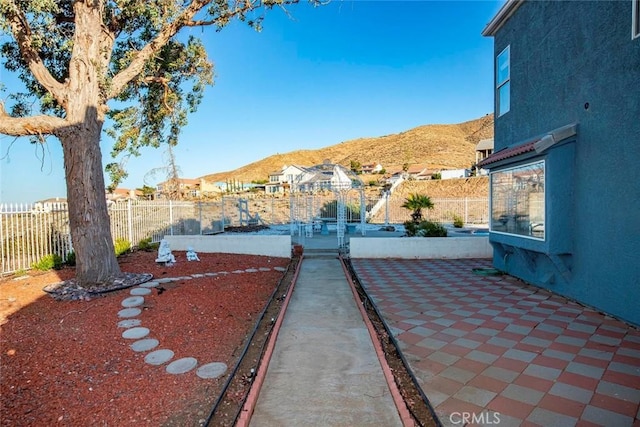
288, 190, 366, 247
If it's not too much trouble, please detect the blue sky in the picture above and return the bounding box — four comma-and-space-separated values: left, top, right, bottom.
0, 0, 502, 203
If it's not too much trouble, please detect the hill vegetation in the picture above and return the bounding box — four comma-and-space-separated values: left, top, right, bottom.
201, 114, 494, 183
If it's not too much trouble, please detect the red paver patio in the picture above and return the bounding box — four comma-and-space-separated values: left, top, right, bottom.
351, 258, 640, 426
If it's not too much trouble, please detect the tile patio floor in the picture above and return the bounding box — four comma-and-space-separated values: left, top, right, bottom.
350, 258, 640, 427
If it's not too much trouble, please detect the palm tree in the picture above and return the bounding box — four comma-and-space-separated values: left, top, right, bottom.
402, 193, 435, 223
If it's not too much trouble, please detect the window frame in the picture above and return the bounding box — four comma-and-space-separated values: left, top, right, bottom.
489, 160, 545, 241
633, 0, 640, 39
496, 45, 511, 117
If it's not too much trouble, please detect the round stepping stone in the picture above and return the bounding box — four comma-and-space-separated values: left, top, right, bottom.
118, 308, 142, 318
274, 267, 286, 272
130, 287, 151, 296
205, 272, 218, 277
145, 349, 174, 365
117, 319, 141, 328
122, 327, 150, 339
245, 268, 258, 273
259, 267, 271, 272
121, 296, 144, 308
130, 338, 159, 352
139, 281, 160, 288
196, 362, 228, 379
192, 274, 205, 278
157, 278, 174, 283
232, 270, 244, 274
166, 357, 197, 374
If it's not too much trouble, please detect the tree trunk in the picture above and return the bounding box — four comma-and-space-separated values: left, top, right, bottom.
59, 1, 121, 288
61, 113, 122, 288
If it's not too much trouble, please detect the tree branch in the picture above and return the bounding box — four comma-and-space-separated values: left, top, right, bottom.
107, 0, 209, 99
107, 0, 260, 99
0, 102, 67, 137
3, 0, 67, 107
183, 0, 261, 27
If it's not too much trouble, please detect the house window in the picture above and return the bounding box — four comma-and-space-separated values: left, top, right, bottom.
496, 46, 510, 116
490, 161, 545, 239
633, 0, 640, 39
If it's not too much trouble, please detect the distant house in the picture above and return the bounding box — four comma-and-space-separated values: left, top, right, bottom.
293, 162, 362, 193
481, 0, 640, 325
406, 164, 435, 180
440, 169, 470, 180
155, 178, 220, 199
475, 138, 494, 175
265, 165, 307, 194
360, 163, 383, 174
384, 168, 405, 184
32, 197, 67, 212
106, 188, 142, 203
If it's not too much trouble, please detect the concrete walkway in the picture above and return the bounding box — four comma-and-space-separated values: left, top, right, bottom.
249, 252, 404, 426
245, 229, 640, 426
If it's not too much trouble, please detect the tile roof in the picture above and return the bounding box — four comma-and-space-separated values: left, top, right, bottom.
477, 139, 538, 168
476, 138, 494, 151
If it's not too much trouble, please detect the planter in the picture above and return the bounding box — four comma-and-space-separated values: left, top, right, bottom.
292, 245, 304, 257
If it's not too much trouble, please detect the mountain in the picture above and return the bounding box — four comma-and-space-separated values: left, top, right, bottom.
200, 114, 494, 183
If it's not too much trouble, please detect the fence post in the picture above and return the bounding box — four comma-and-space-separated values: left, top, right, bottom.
384, 192, 389, 226
198, 202, 203, 235
127, 199, 133, 244
169, 200, 174, 236
221, 197, 225, 231
464, 197, 469, 225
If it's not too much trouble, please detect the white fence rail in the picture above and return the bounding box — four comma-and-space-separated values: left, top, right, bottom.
1, 196, 487, 275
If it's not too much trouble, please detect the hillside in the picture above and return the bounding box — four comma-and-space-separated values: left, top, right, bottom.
394, 176, 488, 199
201, 114, 494, 183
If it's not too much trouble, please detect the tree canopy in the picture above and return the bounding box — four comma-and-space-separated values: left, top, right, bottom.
0, 0, 321, 187
0, 0, 321, 288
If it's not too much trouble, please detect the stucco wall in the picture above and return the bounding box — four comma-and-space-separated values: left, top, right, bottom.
350, 236, 492, 259
163, 235, 292, 258
490, 1, 640, 326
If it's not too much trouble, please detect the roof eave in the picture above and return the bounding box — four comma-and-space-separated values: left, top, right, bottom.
482, 0, 524, 37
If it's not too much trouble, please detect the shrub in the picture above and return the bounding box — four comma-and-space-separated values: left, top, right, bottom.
32, 254, 64, 271
404, 220, 447, 237
404, 220, 419, 237
453, 215, 464, 228
137, 237, 159, 252
65, 250, 76, 266
418, 221, 448, 237
114, 238, 131, 257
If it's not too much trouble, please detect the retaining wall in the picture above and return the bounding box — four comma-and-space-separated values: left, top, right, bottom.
349, 236, 492, 259
163, 235, 292, 259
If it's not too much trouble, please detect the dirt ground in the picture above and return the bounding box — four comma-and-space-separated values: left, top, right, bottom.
0, 249, 437, 426
0, 250, 288, 426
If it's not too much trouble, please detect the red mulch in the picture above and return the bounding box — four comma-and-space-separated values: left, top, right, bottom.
0, 250, 289, 426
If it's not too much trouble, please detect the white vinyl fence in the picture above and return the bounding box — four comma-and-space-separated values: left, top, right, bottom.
1, 196, 487, 275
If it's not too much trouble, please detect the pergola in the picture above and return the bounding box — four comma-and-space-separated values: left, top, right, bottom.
289, 163, 365, 248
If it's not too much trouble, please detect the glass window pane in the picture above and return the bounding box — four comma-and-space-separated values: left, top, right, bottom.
498, 81, 510, 116
490, 161, 545, 239
497, 47, 510, 85
634, 0, 640, 38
